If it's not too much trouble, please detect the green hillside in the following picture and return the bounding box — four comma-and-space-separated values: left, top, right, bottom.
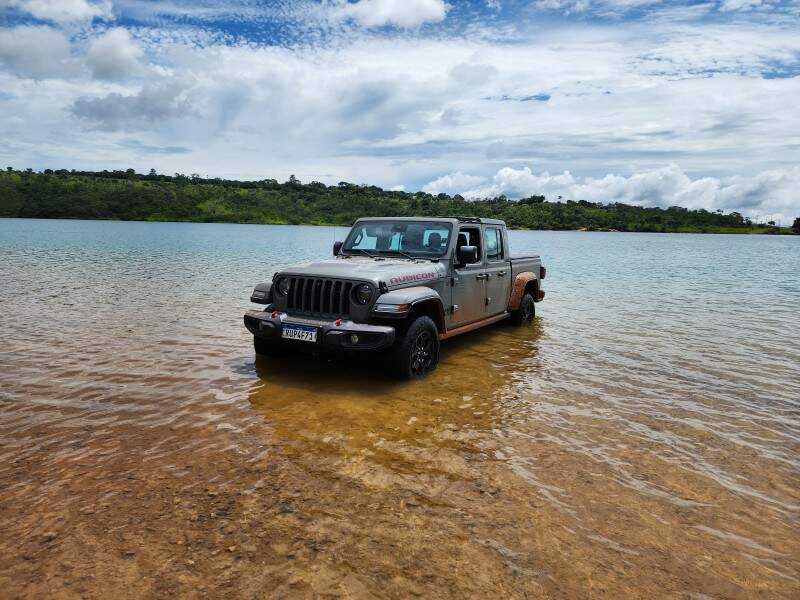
0, 168, 795, 234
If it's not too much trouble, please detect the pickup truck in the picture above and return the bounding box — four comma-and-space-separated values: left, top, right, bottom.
244, 217, 545, 378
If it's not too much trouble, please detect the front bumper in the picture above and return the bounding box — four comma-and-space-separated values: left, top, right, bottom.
243, 309, 396, 351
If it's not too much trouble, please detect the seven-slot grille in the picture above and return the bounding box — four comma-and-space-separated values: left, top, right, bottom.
284, 277, 356, 317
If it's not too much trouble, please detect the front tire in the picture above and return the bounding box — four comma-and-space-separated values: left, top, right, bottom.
387, 316, 440, 379
254, 336, 281, 357
509, 292, 536, 325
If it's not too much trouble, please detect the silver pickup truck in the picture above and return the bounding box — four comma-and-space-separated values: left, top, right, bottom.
244, 217, 545, 378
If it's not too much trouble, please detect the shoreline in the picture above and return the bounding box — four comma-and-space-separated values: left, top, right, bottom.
1, 216, 793, 235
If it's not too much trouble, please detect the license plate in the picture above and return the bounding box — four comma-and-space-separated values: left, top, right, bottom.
281, 323, 318, 343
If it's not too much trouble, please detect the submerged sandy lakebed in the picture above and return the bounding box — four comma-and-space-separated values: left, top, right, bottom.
1, 219, 798, 598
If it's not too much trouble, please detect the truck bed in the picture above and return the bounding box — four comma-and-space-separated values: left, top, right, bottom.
510, 252, 540, 260
509, 254, 542, 280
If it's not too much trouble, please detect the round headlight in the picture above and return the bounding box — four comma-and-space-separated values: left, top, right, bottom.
354, 283, 372, 305
276, 277, 290, 296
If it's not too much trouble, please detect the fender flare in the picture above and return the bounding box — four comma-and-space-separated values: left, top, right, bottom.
375, 286, 446, 331
507, 272, 538, 311
250, 281, 273, 304
376, 285, 441, 306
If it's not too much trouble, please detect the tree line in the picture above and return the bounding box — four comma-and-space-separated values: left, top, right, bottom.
0, 168, 795, 234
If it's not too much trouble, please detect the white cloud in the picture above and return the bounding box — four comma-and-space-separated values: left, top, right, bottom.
86, 28, 143, 80
719, 0, 766, 10
0, 25, 74, 79
72, 77, 193, 130
423, 171, 488, 195
0, 0, 112, 24
0, 24, 145, 81
533, 0, 793, 15
425, 164, 800, 224
534, 1, 662, 15
332, 0, 448, 28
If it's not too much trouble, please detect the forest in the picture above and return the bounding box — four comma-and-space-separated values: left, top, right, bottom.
0, 168, 795, 234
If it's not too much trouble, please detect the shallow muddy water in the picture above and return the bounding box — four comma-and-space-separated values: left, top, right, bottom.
1, 218, 799, 599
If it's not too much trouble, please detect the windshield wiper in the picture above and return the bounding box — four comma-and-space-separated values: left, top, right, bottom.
348, 248, 376, 258
380, 250, 417, 261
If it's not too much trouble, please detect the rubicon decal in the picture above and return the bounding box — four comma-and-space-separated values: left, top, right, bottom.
389, 272, 437, 285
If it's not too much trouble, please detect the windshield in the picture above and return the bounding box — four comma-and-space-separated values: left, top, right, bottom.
343, 220, 452, 258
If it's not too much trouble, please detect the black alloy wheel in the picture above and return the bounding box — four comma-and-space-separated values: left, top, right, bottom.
510, 292, 536, 325
387, 315, 440, 379
411, 329, 435, 376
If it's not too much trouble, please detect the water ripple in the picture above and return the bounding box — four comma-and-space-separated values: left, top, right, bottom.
1, 220, 798, 598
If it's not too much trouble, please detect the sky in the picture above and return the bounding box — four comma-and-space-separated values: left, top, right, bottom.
0, 0, 798, 223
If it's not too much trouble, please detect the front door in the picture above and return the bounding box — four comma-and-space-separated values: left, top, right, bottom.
449, 226, 486, 328
483, 225, 510, 316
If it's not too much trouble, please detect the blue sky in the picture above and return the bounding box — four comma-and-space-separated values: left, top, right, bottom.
1, 0, 799, 222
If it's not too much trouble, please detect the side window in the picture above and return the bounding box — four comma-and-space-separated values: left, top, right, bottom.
456, 227, 482, 264
485, 227, 503, 261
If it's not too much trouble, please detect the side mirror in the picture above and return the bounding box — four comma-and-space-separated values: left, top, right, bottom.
333, 241, 343, 256
457, 245, 479, 265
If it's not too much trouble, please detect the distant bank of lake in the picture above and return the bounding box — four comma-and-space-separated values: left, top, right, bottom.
1, 218, 798, 598
2, 170, 795, 234
0, 214, 794, 235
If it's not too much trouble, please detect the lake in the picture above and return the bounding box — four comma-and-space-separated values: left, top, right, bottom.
1, 218, 798, 598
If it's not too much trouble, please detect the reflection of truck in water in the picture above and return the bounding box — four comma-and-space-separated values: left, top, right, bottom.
244, 217, 545, 378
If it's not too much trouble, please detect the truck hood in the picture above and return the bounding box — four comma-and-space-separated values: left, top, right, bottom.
279, 257, 447, 288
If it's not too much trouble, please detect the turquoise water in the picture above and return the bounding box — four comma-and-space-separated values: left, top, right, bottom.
1, 218, 798, 598
2, 218, 797, 404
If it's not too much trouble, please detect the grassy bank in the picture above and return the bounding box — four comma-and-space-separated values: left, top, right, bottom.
0, 168, 795, 234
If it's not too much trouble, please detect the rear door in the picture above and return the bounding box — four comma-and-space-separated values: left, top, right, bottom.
449, 225, 486, 327
483, 225, 510, 316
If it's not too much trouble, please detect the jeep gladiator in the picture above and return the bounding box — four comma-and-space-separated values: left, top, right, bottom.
244, 217, 545, 378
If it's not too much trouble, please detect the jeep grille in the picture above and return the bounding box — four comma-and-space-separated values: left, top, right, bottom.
285, 277, 355, 317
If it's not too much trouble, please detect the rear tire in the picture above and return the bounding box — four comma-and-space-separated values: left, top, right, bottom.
387, 316, 440, 379
254, 336, 281, 357
510, 292, 536, 325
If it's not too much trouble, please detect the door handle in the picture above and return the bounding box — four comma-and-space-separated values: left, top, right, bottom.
497, 270, 507, 277
476, 273, 488, 280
